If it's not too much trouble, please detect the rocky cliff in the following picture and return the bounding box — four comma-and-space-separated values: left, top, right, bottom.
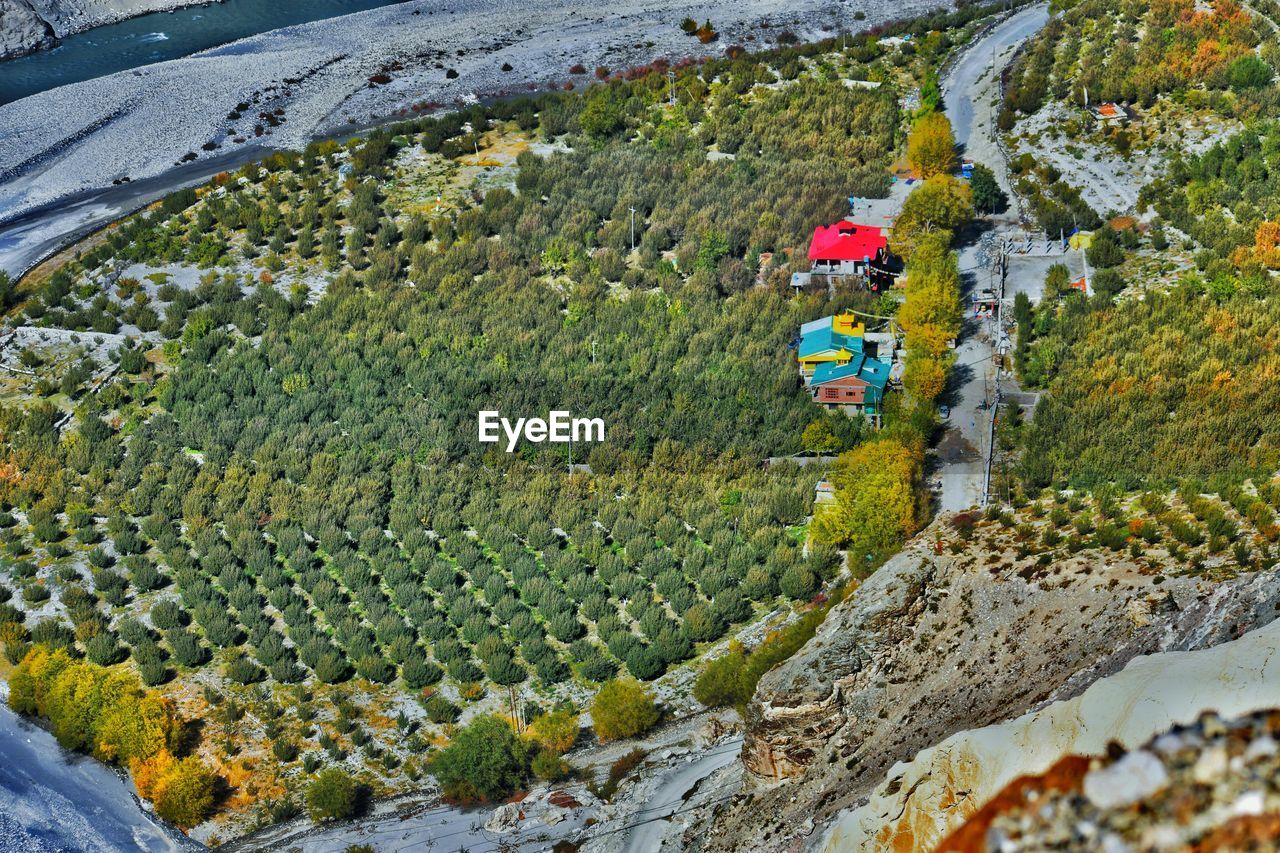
0, 1, 54, 58
699, 503, 1280, 851
0, 0, 221, 59
936, 705, 1280, 851
824, 614, 1280, 851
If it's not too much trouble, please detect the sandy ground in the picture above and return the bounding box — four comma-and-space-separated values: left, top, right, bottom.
0, 0, 950, 274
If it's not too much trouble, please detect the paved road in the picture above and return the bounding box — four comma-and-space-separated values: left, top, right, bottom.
935, 4, 1051, 512
945, 3, 1051, 218
0, 144, 270, 279
0, 701, 199, 852
945, 4, 1051, 148
619, 737, 743, 853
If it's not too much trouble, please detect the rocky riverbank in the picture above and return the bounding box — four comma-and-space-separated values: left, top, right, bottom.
0, 0, 947, 233
0, 0, 220, 59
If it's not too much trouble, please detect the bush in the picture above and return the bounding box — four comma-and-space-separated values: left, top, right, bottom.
273, 740, 299, 762
591, 678, 659, 742
598, 748, 647, 801
423, 695, 461, 724
429, 715, 527, 803
306, 768, 358, 822
692, 644, 748, 709
531, 748, 570, 781
152, 756, 217, 828
529, 708, 579, 755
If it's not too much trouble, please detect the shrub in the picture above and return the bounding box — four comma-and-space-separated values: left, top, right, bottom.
529, 708, 579, 755
307, 768, 358, 822
423, 695, 461, 724
692, 643, 748, 710
531, 747, 569, 780
429, 715, 527, 803
591, 678, 659, 742
598, 748, 647, 801
273, 740, 299, 762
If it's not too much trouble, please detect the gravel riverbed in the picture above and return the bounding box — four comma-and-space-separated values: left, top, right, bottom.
0, 0, 951, 228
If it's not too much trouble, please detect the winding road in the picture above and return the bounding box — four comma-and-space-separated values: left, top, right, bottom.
937, 3, 1050, 512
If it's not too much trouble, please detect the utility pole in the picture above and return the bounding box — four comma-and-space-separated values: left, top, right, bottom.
591, 338, 597, 364
629, 206, 636, 253
1081, 243, 1091, 295
668, 70, 676, 106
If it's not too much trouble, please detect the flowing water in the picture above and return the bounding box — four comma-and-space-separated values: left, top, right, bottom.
0, 0, 406, 105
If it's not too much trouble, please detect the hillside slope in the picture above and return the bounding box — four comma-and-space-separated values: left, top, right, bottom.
700, 501, 1280, 851
0, 1, 52, 58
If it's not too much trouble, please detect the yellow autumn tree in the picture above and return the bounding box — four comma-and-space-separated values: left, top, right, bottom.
10, 645, 218, 828
1251, 221, 1280, 268
890, 175, 973, 258
131, 749, 177, 801
591, 678, 660, 742
903, 348, 951, 402
528, 707, 580, 755
811, 438, 924, 555
97, 689, 179, 765
897, 231, 962, 355
152, 756, 218, 829
907, 112, 957, 177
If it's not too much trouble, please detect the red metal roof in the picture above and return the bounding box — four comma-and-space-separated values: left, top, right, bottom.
807, 222, 887, 263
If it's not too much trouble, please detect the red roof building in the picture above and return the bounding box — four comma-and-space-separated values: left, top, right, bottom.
808, 222, 888, 272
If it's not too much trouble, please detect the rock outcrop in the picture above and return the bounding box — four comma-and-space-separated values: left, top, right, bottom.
823, 615, 1280, 851
0, 1, 54, 59
936, 706, 1280, 851
700, 510, 1280, 852
0, 0, 223, 59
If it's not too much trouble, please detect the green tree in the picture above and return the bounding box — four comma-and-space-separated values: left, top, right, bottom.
1227, 55, 1273, 91
801, 419, 841, 454
429, 715, 527, 803
580, 96, 623, 139
306, 768, 358, 822
968, 163, 1007, 214
693, 644, 748, 710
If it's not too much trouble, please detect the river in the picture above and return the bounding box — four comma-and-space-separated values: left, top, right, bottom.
0, 0, 407, 105
0, 699, 200, 852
